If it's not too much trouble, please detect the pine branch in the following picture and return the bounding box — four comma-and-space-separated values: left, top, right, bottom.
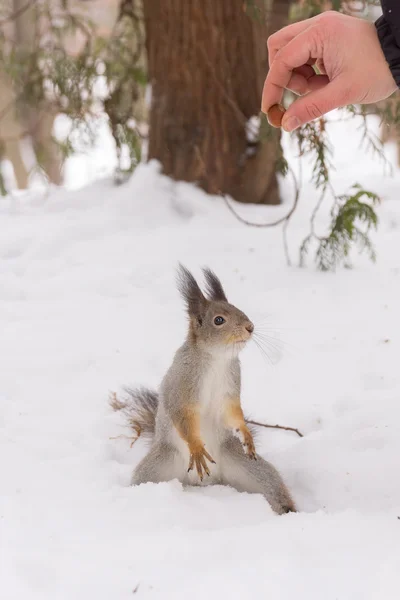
315, 185, 380, 271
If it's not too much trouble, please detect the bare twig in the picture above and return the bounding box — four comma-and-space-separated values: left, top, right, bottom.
246, 419, 303, 438
221, 161, 300, 228
282, 218, 291, 266
0, 0, 36, 27
109, 434, 141, 448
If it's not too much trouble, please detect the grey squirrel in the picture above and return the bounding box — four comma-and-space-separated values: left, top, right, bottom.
111, 265, 295, 515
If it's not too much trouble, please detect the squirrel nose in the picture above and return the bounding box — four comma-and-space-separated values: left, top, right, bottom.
245, 322, 254, 334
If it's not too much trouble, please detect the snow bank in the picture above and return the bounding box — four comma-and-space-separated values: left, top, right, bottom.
2, 115, 400, 599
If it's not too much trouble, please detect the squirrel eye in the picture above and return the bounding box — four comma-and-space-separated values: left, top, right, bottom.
214, 316, 225, 326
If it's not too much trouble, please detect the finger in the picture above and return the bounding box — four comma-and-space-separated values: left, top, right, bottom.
281, 77, 348, 132
188, 454, 194, 472
289, 73, 330, 96
262, 25, 321, 113
195, 456, 203, 480
249, 444, 257, 459
294, 65, 318, 79
287, 73, 308, 96
267, 17, 318, 66
203, 449, 215, 464
307, 74, 330, 92
200, 455, 210, 476
286, 65, 323, 95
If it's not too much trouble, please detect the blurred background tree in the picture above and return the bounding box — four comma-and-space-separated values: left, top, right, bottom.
0, 0, 147, 189
0, 0, 292, 203
143, 0, 291, 205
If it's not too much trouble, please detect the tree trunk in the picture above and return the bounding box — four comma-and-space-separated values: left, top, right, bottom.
14, 0, 62, 186
267, 0, 293, 38
143, 0, 291, 205
0, 69, 29, 189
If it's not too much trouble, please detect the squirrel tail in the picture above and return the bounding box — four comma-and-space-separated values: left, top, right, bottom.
109, 386, 158, 441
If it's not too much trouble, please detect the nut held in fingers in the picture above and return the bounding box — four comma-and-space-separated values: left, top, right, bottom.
267, 104, 286, 128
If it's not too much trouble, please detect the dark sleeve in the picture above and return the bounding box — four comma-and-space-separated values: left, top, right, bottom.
376, 1, 400, 87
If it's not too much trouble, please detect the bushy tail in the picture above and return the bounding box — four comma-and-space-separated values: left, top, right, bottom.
109, 387, 158, 442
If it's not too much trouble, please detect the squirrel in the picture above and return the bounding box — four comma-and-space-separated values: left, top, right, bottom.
111, 265, 296, 515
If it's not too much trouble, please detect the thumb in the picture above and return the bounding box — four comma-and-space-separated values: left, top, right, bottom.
281, 78, 348, 132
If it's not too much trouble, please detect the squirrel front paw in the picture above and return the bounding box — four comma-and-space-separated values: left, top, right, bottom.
234, 427, 257, 460
187, 443, 216, 481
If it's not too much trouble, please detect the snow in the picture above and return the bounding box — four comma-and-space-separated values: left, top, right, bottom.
2, 114, 400, 599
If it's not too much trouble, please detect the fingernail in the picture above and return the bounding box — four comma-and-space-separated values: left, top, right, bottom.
282, 116, 300, 132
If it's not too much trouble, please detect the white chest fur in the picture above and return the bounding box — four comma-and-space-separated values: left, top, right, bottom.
198, 355, 235, 448
199, 360, 230, 414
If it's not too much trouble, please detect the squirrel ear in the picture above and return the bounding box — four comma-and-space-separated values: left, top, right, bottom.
176, 264, 208, 317
202, 268, 228, 302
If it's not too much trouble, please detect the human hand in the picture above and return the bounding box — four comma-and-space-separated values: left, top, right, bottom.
262, 11, 398, 132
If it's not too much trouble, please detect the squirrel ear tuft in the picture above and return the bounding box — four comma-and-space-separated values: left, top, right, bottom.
176, 264, 207, 317
202, 268, 228, 302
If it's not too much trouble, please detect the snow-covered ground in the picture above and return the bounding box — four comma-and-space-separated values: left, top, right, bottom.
2, 116, 400, 599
